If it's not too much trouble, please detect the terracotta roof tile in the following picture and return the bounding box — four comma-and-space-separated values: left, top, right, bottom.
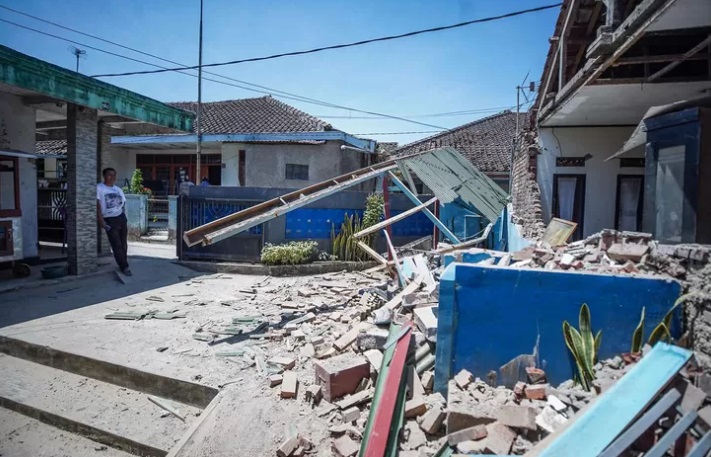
394, 111, 530, 173
168, 96, 332, 134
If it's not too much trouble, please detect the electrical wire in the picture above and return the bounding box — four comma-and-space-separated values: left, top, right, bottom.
0, 16, 449, 130
89, 3, 563, 78
316, 106, 515, 119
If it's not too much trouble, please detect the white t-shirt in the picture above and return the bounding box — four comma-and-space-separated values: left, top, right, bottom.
97, 183, 126, 218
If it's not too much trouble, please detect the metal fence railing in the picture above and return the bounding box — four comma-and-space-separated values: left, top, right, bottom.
148, 198, 169, 229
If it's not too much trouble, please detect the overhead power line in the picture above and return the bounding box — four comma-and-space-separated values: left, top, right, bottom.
318, 106, 516, 120
0, 16, 448, 130
89, 3, 563, 78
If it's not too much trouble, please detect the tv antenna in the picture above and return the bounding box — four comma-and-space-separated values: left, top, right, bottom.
68, 45, 87, 73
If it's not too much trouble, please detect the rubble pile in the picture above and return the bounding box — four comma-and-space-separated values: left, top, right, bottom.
500, 229, 710, 282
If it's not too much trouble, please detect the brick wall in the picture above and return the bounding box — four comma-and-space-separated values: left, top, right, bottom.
66, 105, 98, 275
510, 129, 545, 240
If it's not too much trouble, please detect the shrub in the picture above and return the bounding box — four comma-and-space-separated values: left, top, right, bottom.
124, 169, 153, 197
332, 193, 384, 261
260, 241, 319, 266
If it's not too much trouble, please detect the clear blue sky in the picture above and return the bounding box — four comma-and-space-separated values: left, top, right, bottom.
0, 0, 559, 144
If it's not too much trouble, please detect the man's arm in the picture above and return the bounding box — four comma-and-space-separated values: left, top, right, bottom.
97, 201, 106, 228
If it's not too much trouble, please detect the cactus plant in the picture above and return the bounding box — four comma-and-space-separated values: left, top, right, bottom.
631, 293, 693, 351
332, 194, 384, 261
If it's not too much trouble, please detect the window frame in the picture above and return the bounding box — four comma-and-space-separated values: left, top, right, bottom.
285, 163, 309, 181
0, 155, 21, 217
615, 174, 645, 232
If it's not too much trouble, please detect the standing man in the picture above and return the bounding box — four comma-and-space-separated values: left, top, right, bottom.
97, 168, 131, 276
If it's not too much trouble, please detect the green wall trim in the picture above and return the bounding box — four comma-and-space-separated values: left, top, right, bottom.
0, 45, 194, 131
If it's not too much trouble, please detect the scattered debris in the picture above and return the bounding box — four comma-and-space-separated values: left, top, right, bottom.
281, 372, 298, 399
147, 396, 185, 422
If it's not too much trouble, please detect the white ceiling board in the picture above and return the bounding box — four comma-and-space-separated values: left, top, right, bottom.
647, 0, 711, 32
541, 81, 711, 126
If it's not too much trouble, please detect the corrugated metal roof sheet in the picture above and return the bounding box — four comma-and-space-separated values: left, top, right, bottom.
398, 147, 508, 222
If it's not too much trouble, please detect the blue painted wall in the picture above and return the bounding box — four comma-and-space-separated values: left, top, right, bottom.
439, 200, 484, 241
434, 263, 682, 395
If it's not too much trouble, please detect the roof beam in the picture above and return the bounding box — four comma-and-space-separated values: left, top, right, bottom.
614, 53, 711, 66
36, 120, 67, 130
353, 197, 438, 239
1, 45, 193, 131
22, 95, 63, 106
387, 172, 460, 244
648, 35, 711, 82
183, 162, 398, 247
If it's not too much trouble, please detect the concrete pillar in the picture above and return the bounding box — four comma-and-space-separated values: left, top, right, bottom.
97, 122, 112, 256
66, 104, 98, 275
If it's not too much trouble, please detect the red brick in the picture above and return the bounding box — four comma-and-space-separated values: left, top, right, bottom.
524, 384, 547, 400
526, 367, 547, 384
314, 354, 370, 402
513, 381, 526, 397
404, 397, 428, 418
420, 406, 446, 434
281, 372, 298, 399
497, 405, 537, 430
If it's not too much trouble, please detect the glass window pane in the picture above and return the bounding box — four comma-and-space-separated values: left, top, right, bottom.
655, 145, 686, 243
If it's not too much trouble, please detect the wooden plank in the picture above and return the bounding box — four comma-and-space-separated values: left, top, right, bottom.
354, 197, 437, 239
599, 389, 681, 457
648, 410, 698, 457
387, 173, 460, 244
383, 229, 407, 288
648, 35, 711, 82
532, 343, 692, 457
356, 241, 388, 265
383, 277, 422, 310
431, 223, 493, 254
363, 322, 413, 457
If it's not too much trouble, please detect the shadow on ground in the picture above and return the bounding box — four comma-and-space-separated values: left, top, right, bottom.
0, 255, 200, 329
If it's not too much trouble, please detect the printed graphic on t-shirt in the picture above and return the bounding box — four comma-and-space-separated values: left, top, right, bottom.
104, 192, 123, 213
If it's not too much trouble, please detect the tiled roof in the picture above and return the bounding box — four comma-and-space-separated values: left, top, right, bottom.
394, 111, 530, 173
168, 96, 332, 134
36, 139, 67, 156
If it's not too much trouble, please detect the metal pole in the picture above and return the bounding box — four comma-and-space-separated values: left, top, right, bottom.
75, 54, 79, 72
195, 0, 204, 183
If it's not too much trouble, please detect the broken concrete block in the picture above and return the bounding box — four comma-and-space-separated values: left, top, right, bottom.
342, 406, 360, 423
513, 381, 526, 397
334, 326, 359, 351
413, 306, 438, 342
525, 384, 547, 400
457, 440, 487, 454
332, 435, 359, 457
526, 367, 547, 384
335, 389, 374, 410
483, 422, 516, 455
281, 372, 298, 399
536, 405, 568, 433
547, 395, 567, 412
277, 434, 300, 457
421, 371, 434, 391
407, 366, 425, 399
447, 382, 497, 433
269, 374, 284, 387
420, 406, 445, 435
314, 354, 370, 402
372, 307, 392, 325
497, 405, 537, 431
305, 385, 322, 403
447, 424, 488, 446
405, 397, 428, 419
607, 243, 648, 263
363, 349, 383, 373
270, 356, 296, 370
454, 369, 473, 390
559, 253, 575, 268
402, 421, 428, 450
680, 381, 707, 413
356, 326, 389, 350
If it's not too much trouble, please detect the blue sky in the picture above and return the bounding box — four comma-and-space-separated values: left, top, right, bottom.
0, 0, 558, 144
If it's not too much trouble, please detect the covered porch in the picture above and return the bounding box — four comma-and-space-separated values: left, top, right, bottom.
0, 45, 193, 275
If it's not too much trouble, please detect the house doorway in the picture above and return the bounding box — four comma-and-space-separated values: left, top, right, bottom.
552, 174, 586, 240
615, 175, 644, 232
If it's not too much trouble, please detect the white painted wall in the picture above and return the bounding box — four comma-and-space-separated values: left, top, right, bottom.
0, 92, 37, 260
537, 126, 645, 237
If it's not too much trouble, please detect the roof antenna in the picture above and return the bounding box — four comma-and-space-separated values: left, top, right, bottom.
68, 45, 87, 73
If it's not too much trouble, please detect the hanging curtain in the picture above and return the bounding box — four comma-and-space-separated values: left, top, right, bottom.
618, 178, 642, 231
557, 177, 577, 221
